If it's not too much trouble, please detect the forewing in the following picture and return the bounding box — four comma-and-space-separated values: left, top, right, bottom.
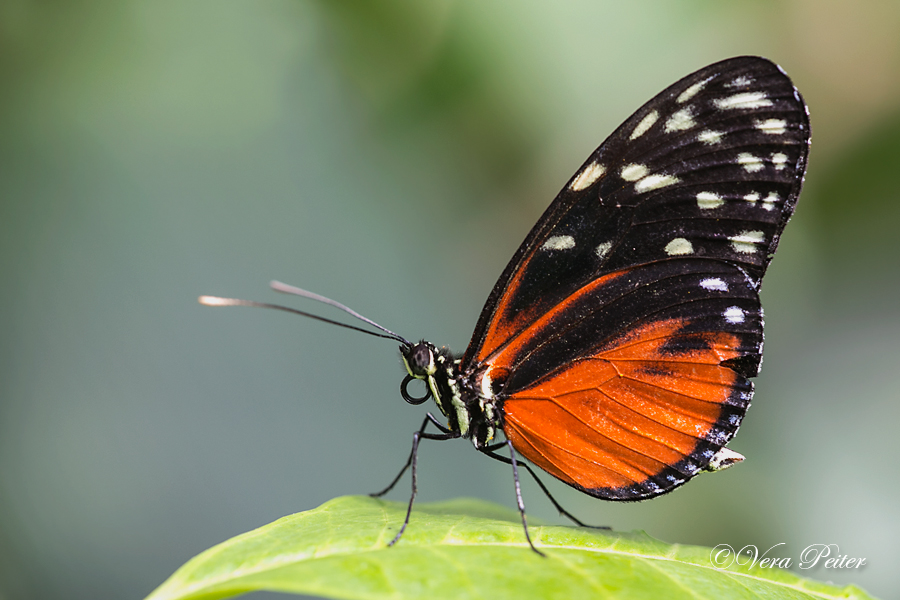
462, 56, 809, 369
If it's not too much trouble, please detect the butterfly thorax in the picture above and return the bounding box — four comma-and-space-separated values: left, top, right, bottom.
400, 342, 500, 449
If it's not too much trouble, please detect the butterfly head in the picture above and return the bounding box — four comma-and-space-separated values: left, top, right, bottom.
399, 341, 439, 406
401, 341, 438, 379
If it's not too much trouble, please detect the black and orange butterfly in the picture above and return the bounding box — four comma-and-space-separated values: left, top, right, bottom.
202, 56, 810, 555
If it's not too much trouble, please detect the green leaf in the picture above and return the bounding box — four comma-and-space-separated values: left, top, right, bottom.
146, 495, 876, 600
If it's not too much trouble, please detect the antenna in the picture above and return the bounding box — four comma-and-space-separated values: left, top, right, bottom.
199, 283, 410, 346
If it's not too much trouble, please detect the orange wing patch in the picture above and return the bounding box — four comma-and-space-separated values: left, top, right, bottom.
476, 271, 626, 365
501, 318, 744, 499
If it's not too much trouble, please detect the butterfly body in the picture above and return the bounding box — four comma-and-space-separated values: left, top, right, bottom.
401, 342, 496, 447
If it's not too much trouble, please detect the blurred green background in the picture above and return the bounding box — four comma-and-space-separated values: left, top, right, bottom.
2, 1, 899, 599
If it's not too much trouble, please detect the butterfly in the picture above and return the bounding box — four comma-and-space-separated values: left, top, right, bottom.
201, 56, 810, 555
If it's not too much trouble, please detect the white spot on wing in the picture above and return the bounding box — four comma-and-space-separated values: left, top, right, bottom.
772, 152, 788, 170
762, 192, 779, 211
570, 161, 606, 191
701, 278, 729, 292
677, 77, 713, 103
756, 118, 787, 134
630, 111, 659, 140
737, 153, 764, 172
595, 241, 613, 258
714, 92, 772, 110
696, 191, 724, 210
541, 235, 575, 251
697, 129, 723, 145
665, 237, 693, 256
727, 75, 753, 88
730, 230, 765, 254
665, 107, 695, 133
743, 192, 760, 203
635, 173, 679, 193
724, 306, 745, 324
620, 163, 649, 181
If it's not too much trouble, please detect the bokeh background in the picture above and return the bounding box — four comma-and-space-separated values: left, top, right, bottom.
2, 1, 899, 599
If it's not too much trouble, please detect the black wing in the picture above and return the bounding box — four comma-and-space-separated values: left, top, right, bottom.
462, 56, 810, 382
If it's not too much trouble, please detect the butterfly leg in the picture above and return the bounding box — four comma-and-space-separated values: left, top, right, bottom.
480, 444, 610, 530
370, 413, 458, 547
370, 413, 452, 498
502, 440, 546, 557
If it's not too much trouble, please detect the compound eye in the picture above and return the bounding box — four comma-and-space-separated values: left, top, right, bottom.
412, 343, 431, 366
406, 343, 434, 376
